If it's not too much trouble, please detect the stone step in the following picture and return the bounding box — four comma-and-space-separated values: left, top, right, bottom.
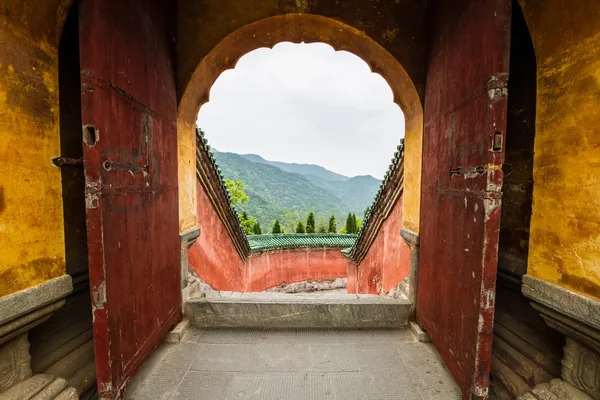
184, 292, 411, 329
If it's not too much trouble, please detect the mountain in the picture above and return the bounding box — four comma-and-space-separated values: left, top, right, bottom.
239, 153, 349, 183
213, 151, 381, 232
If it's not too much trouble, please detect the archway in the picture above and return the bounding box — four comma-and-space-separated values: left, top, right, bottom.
177, 14, 423, 242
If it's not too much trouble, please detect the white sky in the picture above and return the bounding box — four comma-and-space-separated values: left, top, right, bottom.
196, 42, 405, 179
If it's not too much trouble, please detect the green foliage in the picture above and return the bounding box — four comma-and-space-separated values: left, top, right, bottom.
224, 179, 249, 206
214, 151, 381, 230
271, 220, 282, 234
253, 221, 262, 235
317, 223, 327, 233
296, 221, 306, 234
239, 211, 258, 235
328, 215, 337, 233
345, 213, 354, 234
341, 213, 362, 234
306, 211, 316, 233
364, 206, 371, 218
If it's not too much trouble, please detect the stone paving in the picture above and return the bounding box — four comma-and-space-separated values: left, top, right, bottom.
127, 327, 462, 400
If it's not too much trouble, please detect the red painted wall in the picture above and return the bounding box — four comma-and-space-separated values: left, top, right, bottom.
349, 195, 410, 295
188, 181, 348, 291
188, 180, 246, 290
247, 249, 348, 291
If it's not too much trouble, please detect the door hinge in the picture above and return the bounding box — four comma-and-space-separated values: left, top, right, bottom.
52, 157, 83, 167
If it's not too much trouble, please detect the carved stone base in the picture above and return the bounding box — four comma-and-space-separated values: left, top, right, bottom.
400, 228, 419, 313
0, 276, 74, 396
0, 334, 31, 393
0, 374, 79, 400
522, 275, 600, 399
180, 228, 201, 303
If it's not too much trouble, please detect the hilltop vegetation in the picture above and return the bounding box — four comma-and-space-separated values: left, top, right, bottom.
214, 151, 381, 232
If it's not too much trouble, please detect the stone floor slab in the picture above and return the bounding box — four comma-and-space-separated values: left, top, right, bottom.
126, 327, 461, 400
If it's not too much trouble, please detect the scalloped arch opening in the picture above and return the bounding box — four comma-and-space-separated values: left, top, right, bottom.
177, 13, 423, 237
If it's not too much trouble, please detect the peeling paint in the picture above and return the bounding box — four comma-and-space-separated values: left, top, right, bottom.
92, 280, 107, 310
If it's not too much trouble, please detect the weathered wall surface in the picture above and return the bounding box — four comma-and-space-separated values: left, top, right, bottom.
247, 249, 347, 292
519, 0, 600, 299
188, 180, 246, 291
177, 3, 426, 237
0, 1, 71, 297
350, 197, 409, 295
189, 180, 349, 291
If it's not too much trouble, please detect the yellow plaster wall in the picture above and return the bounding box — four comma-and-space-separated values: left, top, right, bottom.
402, 114, 423, 234
520, 0, 600, 299
0, 4, 69, 297
178, 120, 198, 233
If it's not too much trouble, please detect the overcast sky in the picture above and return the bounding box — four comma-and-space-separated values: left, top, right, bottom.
196, 42, 405, 179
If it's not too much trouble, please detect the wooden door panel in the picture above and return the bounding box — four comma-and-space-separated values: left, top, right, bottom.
418, 1, 511, 399
79, 1, 180, 398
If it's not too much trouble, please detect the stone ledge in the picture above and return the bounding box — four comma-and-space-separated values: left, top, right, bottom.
522, 275, 600, 334
180, 227, 200, 248
164, 319, 190, 344
0, 276, 73, 327
400, 228, 420, 246
186, 295, 411, 329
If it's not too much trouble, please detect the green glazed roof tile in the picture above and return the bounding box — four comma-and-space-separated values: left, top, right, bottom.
248, 233, 357, 251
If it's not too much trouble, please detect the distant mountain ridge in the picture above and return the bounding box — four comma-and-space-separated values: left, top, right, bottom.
213, 150, 381, 232
239, 153, 350, 183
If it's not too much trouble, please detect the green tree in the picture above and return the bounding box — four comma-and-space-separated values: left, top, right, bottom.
345, 213, 354, 234
224, 179, 248, 206
271, 220, 282, 234
239, 211, 258, 235
253, 221, 262, 235
296, 221, 306, 233
352, 213, 358, 234
364, 206, 371, 218
328, 215, 337, 233
317, 223, 326, 233
306, 211, 316, 233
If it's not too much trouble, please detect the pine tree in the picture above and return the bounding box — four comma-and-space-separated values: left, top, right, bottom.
306, 211, 316, 233
271, 220, 282, 234
345, 213, 354, 234
296, 221, 305, 233
253, 221, 262, 235
352, 213, 358, 234
328, 215, 337, 233
317, 223, 326, 233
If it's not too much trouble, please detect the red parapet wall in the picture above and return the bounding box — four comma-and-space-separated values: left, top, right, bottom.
188, 181, 348, 291
247, 249, 348, 292
188, 180, 246, 291
348, 195, 410, 295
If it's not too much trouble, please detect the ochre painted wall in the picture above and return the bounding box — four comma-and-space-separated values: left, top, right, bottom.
520, 0, 600, 299
177, 5, 425, 237
247, 248, 347, 292
0, 2, 70, 298
350, 196, 410, 294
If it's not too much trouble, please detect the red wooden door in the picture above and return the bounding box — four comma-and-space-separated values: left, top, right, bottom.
417, 1, 511, 399
78, 1, 180, 398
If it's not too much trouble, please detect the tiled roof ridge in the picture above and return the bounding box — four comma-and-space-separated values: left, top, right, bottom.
248, 233, 358, 252
196, 127, 252, 260
344, 139, 405, 265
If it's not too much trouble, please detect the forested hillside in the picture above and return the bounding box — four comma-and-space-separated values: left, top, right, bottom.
214, 151, 381, 232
